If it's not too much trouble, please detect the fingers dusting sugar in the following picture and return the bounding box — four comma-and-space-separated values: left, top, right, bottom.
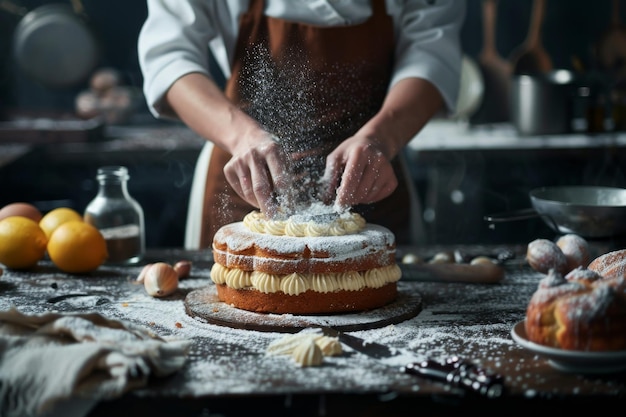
234, 44, 382, 215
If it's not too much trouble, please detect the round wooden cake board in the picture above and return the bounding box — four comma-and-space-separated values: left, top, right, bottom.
184, 282, 422, 333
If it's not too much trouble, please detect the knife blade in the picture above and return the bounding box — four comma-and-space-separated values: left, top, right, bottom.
319, 327, 505, 398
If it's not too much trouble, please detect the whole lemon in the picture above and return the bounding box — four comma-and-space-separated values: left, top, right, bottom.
47, 220, 108, 273
0, 216, 48, 270
39, 207, 83, 239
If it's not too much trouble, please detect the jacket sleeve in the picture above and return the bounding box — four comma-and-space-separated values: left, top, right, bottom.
391, 0, 466, 114
138, 0, 225, 118
138, 0, 466, 119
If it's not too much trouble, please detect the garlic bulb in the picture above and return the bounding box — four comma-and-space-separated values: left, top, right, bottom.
470, 256, 496, 266
136, 263, 153, 283
401, 253, 422, 264
429, 252, 454, 264
143, 262, 179, 297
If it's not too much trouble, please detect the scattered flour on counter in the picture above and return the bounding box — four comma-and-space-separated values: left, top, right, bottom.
99, 280, 400, 394
2, 262, 624, 397
99, 284, 513, 396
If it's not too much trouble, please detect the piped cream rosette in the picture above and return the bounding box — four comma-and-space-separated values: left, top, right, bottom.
210, 263, 401, 295
242, 210, 367, 237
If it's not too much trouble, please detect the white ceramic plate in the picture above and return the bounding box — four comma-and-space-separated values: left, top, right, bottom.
511, 320, 626, 374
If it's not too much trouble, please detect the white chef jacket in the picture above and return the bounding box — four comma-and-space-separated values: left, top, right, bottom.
137, 0, 465, 249
138, 0, 466, 119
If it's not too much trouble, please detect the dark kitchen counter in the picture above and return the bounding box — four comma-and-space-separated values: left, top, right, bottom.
0, 121, 206, 248
0, 143, 31, 169
405, 121, 626, 245
0, 120, 205, 174
407, 120, 626, 151
3, 119, 626, 158
1, 243, 625, 417
4, 120, 626, 247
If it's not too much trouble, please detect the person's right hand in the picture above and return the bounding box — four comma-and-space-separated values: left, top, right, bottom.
322, 134, 398, 209
223, 133, 290, 218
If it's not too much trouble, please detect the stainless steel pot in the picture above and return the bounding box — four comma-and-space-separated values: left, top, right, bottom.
485, 185, 626, 238
510, 70, 579, 136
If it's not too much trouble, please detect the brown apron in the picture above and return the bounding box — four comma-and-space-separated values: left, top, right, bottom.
200, 0, 411, 248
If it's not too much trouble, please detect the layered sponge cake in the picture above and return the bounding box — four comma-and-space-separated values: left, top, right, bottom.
210, 208, 401, 314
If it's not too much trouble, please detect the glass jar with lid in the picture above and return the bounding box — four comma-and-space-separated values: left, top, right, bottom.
84, 166, 145, 265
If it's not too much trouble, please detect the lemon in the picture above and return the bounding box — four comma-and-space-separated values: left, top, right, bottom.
39, 207, 83, 239
0, 216, 48, 270
47, 220, 108, 274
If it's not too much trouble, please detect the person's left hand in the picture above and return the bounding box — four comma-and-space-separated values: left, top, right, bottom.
322, 135, 398, 208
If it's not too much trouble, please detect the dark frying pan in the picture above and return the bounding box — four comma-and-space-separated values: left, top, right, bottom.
484, 186, 626, 238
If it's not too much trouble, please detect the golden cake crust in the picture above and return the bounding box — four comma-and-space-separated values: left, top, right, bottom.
588, 248, 626, 279
211, 216, 400, 315
525, 268, 626, 351
215, 282, 398, 314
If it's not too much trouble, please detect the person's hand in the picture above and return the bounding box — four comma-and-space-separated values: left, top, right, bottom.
223, 133, 289, 218
323, 135, 398, 209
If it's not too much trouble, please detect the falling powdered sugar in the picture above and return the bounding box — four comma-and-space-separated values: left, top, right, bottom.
225, 43, 384, 219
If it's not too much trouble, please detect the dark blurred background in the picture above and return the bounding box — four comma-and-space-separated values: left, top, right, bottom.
0, 0, 621, 114
0, 0, 147, 112
1, 0, 625, 248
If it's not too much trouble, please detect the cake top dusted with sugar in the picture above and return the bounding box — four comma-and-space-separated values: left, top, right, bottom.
242, 204, 366, 237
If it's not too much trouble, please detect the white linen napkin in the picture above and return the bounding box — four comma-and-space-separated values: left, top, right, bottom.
0, 307, 191, 417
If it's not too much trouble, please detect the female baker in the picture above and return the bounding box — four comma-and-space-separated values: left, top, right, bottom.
138, 0, 465, 248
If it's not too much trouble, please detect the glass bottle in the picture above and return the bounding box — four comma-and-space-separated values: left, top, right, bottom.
84, 166, 145, 265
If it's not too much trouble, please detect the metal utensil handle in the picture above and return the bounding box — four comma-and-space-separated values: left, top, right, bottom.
403, 356, 505, 398
483, 207, 539, 222
484, 207, 562, 233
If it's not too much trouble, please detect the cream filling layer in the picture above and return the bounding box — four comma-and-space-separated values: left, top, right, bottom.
243, 210, 366, 237
210, 263, 402, 295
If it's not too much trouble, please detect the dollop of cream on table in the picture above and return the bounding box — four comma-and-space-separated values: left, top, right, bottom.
266, 330, 342, 367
